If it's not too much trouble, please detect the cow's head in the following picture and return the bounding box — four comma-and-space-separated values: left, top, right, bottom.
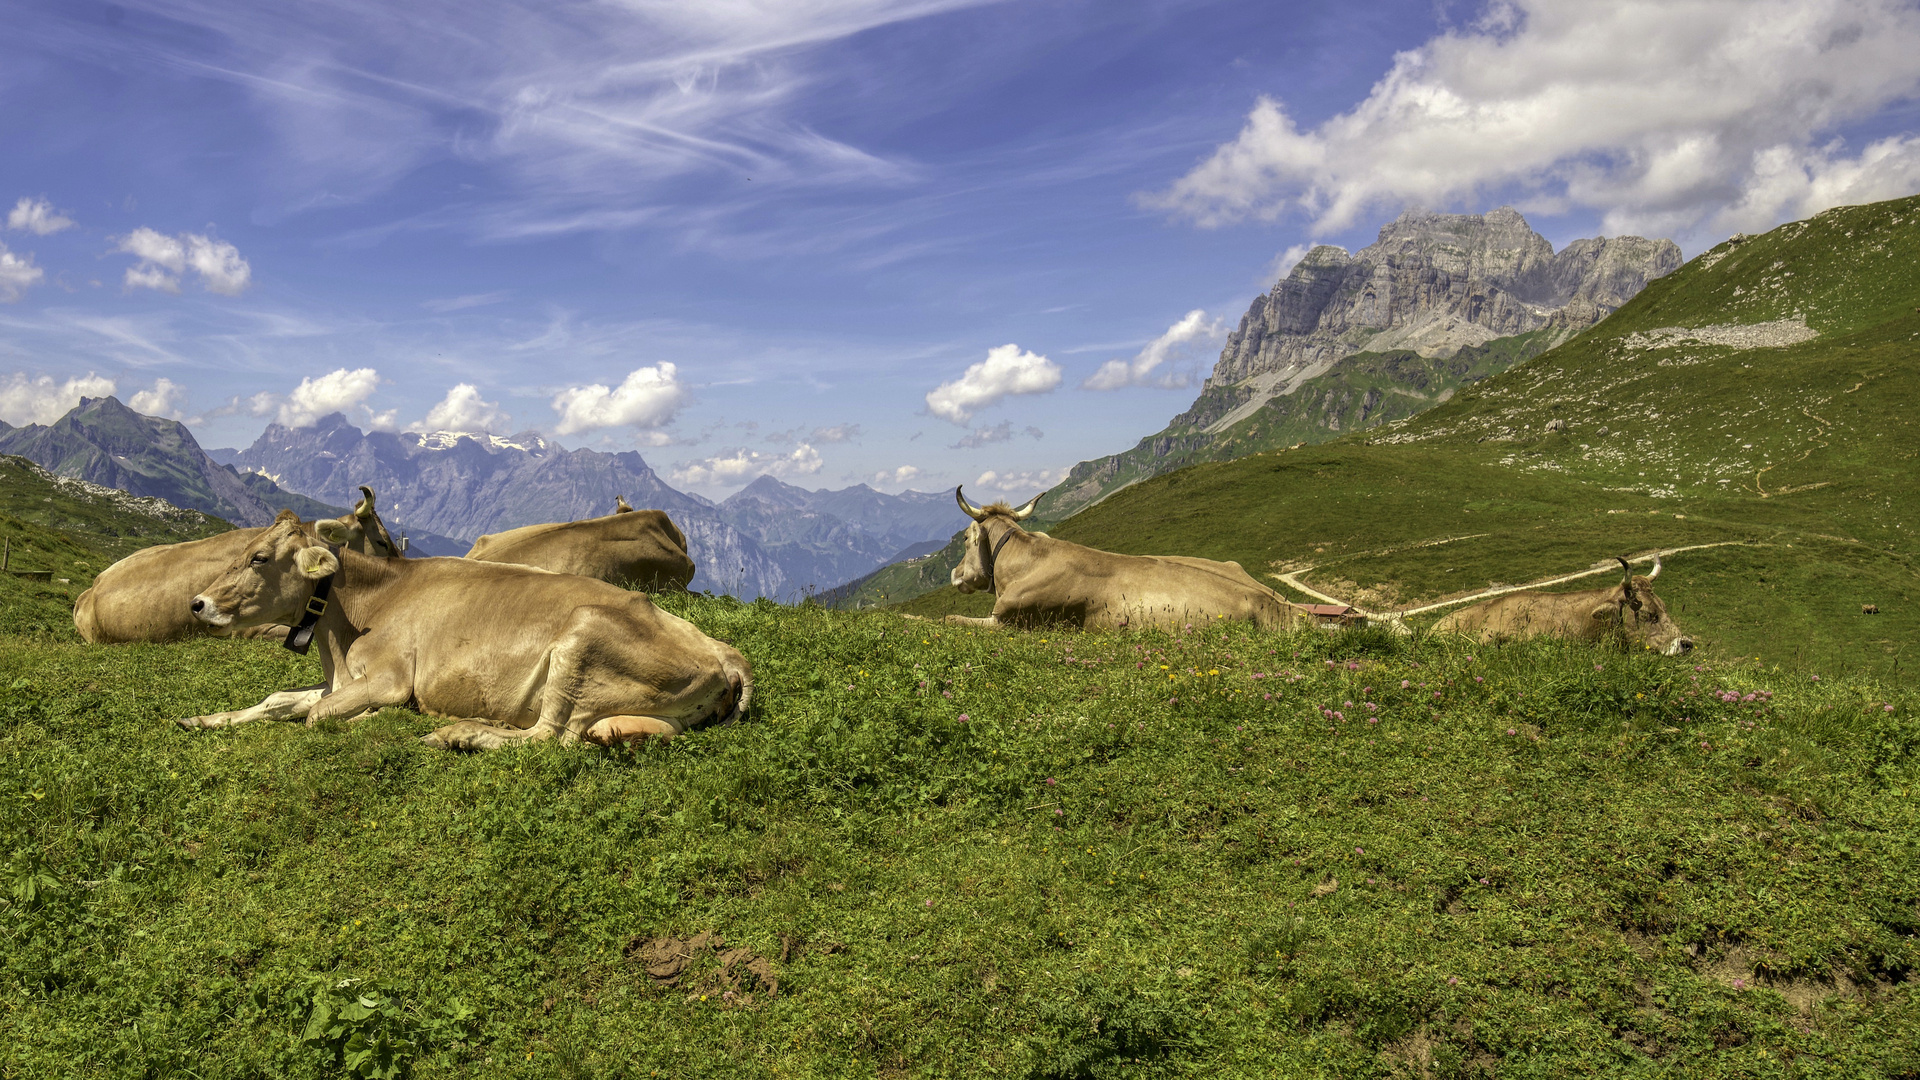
1594, 555, 1692, 655
312, 485, 401, 557
950, 485, 1039, 594
191, 512, 340, 628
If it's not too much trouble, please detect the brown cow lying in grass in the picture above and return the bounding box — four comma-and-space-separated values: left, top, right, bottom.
178, 512, 751, 750
465, 496, 697, 591
1434, 555, 1693, 655
944, 487, 1302, 632
74, 486, 402, 644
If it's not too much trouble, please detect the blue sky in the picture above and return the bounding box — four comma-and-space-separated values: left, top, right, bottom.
3, 0, 1918, 501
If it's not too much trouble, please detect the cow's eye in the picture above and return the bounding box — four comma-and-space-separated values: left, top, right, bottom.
250, 552, 269, 564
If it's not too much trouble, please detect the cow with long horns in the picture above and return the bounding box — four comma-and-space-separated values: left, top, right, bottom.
73, 485, 403, 644
1433, 555, 1693, 654
943, 486, 1303, 632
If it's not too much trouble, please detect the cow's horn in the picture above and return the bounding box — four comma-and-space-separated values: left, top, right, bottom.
1011, 493, 1042, 521
955, 485, 988, 522
355, 485, 377, 519
1647, 554, 1663, 580
615, 495, 634, 514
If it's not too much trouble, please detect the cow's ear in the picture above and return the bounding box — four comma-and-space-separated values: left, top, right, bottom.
295, 546, 340, 580
315, 519, 357, 544
1590, 602, 1619, 622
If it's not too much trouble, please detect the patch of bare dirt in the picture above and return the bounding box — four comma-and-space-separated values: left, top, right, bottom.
626, 931, 783, 1006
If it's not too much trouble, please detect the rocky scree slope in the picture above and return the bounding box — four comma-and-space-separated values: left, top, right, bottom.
1048, 207, 1681, 516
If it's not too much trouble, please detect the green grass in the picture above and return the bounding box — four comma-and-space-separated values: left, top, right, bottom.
2, 592, 1917, 1078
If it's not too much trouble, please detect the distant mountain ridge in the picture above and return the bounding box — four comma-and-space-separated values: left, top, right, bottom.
1045, 207, 1682, 516
221, 414, 962, 598
0, 396, 375, 532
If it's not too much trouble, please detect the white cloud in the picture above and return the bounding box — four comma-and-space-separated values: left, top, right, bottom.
811, 422, 862, 443
1146, 0, 1920, 242
0, 242, 45, 302
950, 421, 1046, 449
875, 464, 921, 485
7, 197, 73, 236
925, 343, 1061, 425
129, 377, 190, 420
972, 467, 1067, 495
551, 362, 688, 435
115, 227, 252, 295
413, 383, 513, 432
1080, 309, 1223, 391
0, 371, 116, 426
277, 367, 382, 428
672, 442, 823, 487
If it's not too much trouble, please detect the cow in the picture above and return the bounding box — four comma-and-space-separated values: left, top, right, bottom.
1433, 555, 1693, 654
942, 487, 1303, 632
464, 496, 696, 591
73, 486, 402, 644
178, 512, 751, 750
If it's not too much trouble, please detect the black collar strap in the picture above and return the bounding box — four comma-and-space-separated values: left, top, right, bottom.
982, 523, 1020, 593
283, 542, 341, 656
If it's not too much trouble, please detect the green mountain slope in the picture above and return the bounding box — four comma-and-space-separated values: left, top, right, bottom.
889, 194, 1920, 675
0, 455, 233, 638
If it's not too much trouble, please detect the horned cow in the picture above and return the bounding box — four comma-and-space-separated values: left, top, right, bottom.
73, 486, 402, 644
179, 512, 750, 750
942, 487, 1302, 632
1433, 555, 1693, 654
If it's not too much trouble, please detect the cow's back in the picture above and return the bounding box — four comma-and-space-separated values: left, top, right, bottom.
1000, 542, 1299, 631
466, 511, 694, 590
77, 530, 260, 643
1435, 591, 1603, 642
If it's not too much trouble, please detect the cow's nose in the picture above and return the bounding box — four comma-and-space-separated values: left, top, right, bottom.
191, 597, 205, 613
1677, 639, 1693, 653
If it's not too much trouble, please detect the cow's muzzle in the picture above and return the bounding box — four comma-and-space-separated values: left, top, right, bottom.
190, 593, 233, 627
1666, 637, 1693, 656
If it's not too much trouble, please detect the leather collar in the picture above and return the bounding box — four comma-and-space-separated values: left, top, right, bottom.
981, 522, 1020, 593
283, 542, 341, 656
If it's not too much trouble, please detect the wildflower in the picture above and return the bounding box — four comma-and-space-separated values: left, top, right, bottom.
1594, 664, 1604, 671
1354, 846, 1363, 855
1344, 700, 1354, 707
924, 900, 933, 907
1811, 674, 1820, 681
1507, 729, 1516, 736
1367, 717, 1378, 725
1054, 809, 1062, 816
1474, 676, 1484, 683
957, 714, 970, 722
1447, 976, 1459, 985
1886, 704, 1896, 713
1732, 978, 1745, 989
1479, 877, 1489, 885
1045, 777, 1057, 785
1402, 679, 1410, 689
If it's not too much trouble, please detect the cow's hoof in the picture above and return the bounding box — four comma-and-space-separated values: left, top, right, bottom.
420, 731, 450, 750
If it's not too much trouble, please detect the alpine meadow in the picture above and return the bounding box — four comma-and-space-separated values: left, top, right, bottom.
2, 192, 1919, 1078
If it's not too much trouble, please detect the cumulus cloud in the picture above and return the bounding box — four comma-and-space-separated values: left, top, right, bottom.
413, 383, 513, 432
275, 367, 382, 428
672, 442, 823, 487
0, 242, 44, 302
1146, 0, 1920, 241
925, 343, 1061, 425
1080, 309, 1223, 391
7, 197, 73, 236
551, 362, 688, 436
129, 377, 190, 420
0, 371, 116, 426
875, 465, 921, 486
115, 227, 253, 295
950, 421, 1046, 449
971, 467, 1067, 496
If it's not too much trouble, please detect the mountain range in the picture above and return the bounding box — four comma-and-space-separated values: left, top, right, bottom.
207, 416, 964, 596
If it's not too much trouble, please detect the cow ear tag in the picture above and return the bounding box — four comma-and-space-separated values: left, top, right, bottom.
296, 547, 340, 580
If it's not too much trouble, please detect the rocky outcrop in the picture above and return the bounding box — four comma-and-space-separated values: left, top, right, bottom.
1203, 207, 1681, 428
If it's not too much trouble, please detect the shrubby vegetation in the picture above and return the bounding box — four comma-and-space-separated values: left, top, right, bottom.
2, 590, 1915, 1077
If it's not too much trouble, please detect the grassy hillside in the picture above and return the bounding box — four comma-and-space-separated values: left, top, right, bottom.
2, 598, 1916, 1077
0, 455, 233, 638
892, 195, 1920, 679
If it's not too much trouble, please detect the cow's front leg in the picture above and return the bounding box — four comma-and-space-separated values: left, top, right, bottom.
304, 672, 411, 727
177, 686, 327, 730
421, 721, 554, 752
942, 614, 1002, 628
